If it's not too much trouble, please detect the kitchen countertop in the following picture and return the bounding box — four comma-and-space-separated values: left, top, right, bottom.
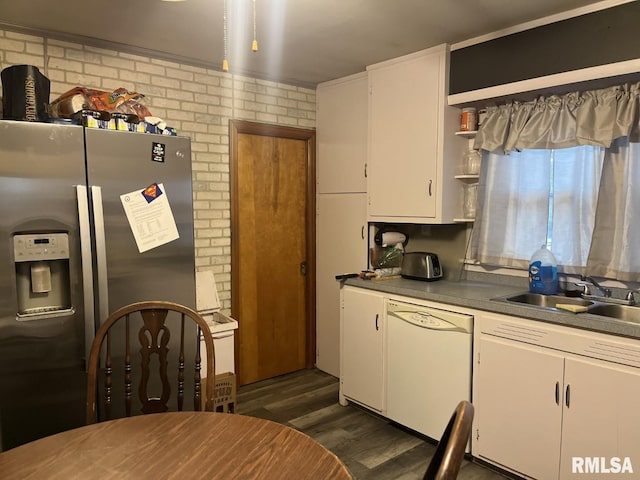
343, 277, 640, 340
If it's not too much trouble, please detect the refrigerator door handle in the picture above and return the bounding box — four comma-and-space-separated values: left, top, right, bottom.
91, 185, 110, 327
77, 185, 96, 371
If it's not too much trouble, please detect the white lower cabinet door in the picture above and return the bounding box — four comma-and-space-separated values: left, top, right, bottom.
475, 336, 563, 480
559, 357, 640, 479
340, 286, 385, 412
316, 193, 367, 377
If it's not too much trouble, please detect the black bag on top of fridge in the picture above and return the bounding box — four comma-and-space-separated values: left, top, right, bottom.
1, 64, 50, 122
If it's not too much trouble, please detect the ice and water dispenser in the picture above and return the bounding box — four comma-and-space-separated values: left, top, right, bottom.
13, 233, 72, 318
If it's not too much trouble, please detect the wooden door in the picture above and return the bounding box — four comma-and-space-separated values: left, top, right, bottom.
230, 120, 316, 386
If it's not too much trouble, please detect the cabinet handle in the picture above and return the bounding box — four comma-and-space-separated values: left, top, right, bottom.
361, 226, 365, 240
555, 382, 560, 405
565, 384, 571, 408
364, 164, 368, 178
428, 179, 433, 197
375, 314, 379, 331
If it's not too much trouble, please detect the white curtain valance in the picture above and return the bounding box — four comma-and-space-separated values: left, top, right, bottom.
474, 83, 640, 154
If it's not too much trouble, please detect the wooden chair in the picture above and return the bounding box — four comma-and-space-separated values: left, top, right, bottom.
86, 301, 215, 424
423, 400, 475, 480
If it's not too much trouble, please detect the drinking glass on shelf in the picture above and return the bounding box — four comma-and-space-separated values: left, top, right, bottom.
463, 150, 481, 175
463, 183, 478, 218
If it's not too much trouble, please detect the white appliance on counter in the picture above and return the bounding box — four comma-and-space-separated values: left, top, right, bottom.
196, 271, 238, 374
386, 299, 473, 446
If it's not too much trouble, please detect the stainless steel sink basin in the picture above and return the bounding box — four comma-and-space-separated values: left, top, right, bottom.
492, 291, 640, 323
587, 304, 640, 323
505, 293, 593, 308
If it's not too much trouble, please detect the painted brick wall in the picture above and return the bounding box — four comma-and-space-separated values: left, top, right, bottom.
0, 29, 316, 312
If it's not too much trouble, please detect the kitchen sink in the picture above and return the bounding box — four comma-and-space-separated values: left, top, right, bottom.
587, 304, 640, 323
493, 291, 640, 323
504, 293, 593, 308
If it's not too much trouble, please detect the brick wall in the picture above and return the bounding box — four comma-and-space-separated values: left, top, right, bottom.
0, 29, 316, 312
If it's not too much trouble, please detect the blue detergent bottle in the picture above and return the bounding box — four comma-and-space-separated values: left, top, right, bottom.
529, 244, 559, 295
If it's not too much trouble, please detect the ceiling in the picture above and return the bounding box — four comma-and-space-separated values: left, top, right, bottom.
0, 0, 614, 88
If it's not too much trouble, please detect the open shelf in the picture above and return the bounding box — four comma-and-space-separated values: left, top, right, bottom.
455, 174, 480, 180
455, 125, 479, 223
454, 130, 478, 138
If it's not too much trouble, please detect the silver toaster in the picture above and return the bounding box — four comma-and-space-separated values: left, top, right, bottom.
401, 252, 443, 281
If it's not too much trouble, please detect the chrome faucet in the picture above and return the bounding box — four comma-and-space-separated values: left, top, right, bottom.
579, 275, 611, 298
626, 291, 637, 306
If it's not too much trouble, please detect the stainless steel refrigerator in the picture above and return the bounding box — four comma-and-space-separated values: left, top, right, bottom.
0, 120, 196, 451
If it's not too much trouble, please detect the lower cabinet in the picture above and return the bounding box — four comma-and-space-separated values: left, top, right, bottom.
559, 357, 640, 479
475, 335, 563, 479
339, 288, 640, 479
339, 286, 385, 412
475, 313, 640, 479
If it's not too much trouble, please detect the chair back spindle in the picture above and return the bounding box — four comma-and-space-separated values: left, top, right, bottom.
124, 315, 132, 416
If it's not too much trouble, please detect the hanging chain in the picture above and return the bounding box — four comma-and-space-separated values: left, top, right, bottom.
252, 0, 259, 52
223, 0, 229, 71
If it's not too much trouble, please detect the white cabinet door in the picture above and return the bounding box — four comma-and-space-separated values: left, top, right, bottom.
340, 286, 385, 412
316, 73, 368, 194
475, 335, 564, 480
316, 193, 367, 376
367, 49, 440, 219
559, 357, 640, 479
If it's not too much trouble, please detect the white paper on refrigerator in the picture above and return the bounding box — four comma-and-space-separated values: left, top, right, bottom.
120, 182, 179, 253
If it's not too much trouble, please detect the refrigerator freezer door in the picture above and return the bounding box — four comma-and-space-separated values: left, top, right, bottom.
85, 129, 196, 320
0, 121, 88, 451
85, 130, 198, 420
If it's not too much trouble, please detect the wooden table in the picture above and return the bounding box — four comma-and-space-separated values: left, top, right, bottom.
0, 412, 352, 479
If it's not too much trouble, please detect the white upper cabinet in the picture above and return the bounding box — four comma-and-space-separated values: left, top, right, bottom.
367, 44, 464, 223
316, 72, 368, 194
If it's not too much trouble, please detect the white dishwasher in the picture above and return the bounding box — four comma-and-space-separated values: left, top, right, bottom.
386, 299, 473, 442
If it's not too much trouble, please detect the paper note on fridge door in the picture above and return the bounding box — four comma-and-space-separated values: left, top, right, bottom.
120, 182, 179, 253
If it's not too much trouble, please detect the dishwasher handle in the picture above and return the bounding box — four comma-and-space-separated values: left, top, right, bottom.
388, 310, 471, 333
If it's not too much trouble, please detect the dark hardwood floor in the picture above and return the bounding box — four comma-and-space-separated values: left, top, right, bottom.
236, 368, 510, 480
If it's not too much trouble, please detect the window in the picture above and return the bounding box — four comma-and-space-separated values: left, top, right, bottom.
470, 82, 640, 281
470, 146, 604, 273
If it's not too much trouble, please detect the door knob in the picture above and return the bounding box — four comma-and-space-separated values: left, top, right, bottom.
300, 261, 307, 276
